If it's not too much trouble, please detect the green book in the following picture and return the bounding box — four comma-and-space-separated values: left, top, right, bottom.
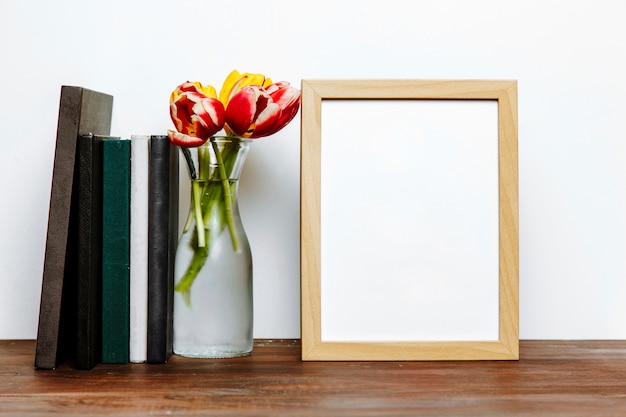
101, 137, 131, 364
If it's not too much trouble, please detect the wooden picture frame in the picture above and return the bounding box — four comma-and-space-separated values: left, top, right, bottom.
300, 80, 518, 361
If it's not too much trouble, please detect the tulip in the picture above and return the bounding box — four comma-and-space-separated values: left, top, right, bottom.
168, 89, 225, 147
218, 70, 272, 106
224, 81, 301, 138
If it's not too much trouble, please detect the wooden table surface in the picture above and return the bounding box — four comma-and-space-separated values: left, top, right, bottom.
1, 339, 626, 416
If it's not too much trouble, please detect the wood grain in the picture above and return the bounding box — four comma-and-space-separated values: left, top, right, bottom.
2, 340, 626, 416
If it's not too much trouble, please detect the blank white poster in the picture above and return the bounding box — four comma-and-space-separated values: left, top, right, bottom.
320, 99, 500, 342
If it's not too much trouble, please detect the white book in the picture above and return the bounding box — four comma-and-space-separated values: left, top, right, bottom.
129, 135, 150, 363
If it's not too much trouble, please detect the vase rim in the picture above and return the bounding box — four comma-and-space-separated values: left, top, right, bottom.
209, 135, 253, 143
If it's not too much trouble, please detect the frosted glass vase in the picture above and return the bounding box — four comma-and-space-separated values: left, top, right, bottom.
173, 137, 253, 358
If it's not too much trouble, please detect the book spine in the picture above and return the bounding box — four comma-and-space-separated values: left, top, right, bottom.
75, 134, 104, 370
147, 135, 179, 363
101, 137, 130, 364
129, 135, 150, 363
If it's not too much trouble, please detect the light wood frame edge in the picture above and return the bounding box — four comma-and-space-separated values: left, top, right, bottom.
300, 79, 519, 361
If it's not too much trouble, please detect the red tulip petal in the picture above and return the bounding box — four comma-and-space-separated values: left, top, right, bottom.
245, 83, 301, 138
266, 82, 299, 106
192, 97, 225, 137
170, 92, 205, 135
170, 102, 185, 132
274, 98, 300, 129
167, 129, 208, 147
249, 102, 281, 138
225, 87, 261, 136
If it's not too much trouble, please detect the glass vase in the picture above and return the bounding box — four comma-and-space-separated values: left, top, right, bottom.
173, 136, 253, 358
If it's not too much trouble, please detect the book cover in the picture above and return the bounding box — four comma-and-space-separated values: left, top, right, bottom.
35, 86, 113, 370
147, 135, 179, 363
75, 133, 104, 370
101, 137, 131, 364
129, 135, 150, 363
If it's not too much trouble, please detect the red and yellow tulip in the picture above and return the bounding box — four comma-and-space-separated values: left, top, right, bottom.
218, 70, 301, 138
223, 81, 301, 138
168, 82, 225, 147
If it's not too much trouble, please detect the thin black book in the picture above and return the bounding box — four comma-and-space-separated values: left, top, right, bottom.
147, 135, 179, 363
75, 133, 105, 370
35, 86, 113, 370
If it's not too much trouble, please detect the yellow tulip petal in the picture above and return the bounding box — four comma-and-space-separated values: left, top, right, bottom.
219, 70, 269, 106
201, 84, 218, 99
219, 70, 243, 104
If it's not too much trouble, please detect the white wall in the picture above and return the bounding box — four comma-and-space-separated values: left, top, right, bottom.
1, 0, 625, 340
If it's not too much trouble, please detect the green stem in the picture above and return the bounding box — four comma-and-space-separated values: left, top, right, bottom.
192, 180, 205, 248
211, 139, 240, 252
182, 188, 194, 233
174, 229, 209, 307
175, 137, 245, 304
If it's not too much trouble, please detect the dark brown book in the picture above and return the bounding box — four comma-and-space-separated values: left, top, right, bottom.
147, 136, 179, 363
35, 86, 113, 370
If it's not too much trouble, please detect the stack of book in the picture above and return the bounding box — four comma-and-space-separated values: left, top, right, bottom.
35, 86, 179, 370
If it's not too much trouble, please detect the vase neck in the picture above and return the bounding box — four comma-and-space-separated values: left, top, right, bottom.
180, 136, 251, 181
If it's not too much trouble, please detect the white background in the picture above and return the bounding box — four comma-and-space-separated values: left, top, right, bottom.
1, 0, 625, 340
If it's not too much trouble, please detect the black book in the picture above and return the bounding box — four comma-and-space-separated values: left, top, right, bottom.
75, 134, 105, 370
35, 86, 113, 370
147, 135, 179, 363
